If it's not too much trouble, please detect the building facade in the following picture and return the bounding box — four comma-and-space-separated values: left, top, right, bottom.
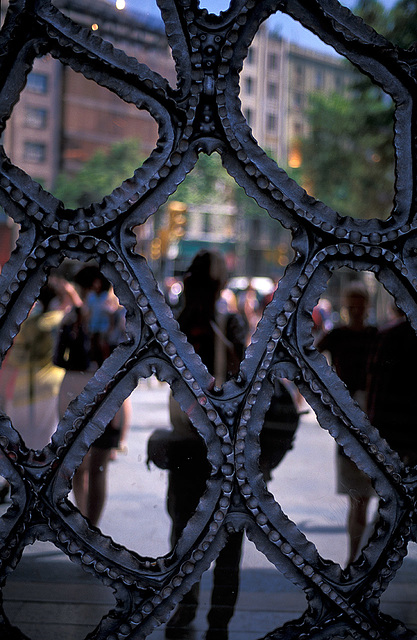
240, 25, 352, 168
0, 0, 176, 191
1, 0, 351, 190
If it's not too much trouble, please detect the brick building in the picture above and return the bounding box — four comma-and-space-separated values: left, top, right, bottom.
1, 0, 176, 192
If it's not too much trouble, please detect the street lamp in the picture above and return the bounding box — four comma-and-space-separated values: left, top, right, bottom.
116, 0, 126, 9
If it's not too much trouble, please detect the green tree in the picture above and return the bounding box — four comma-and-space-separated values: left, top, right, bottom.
386, 0, 417, 47
352, 0, 417, 46
297, 0, 417, 219
300, 88, 394, 218
354, 0, 390, 35
173, 152, 236, 206
53, 139, 144, 208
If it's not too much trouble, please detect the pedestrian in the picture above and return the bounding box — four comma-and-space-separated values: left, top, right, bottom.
0, 280, 81, 451
317, 281, 377, 564
162, 250, 245, 639
367, 305, 417, 467
160, 250, 298, 639
53, 267, 128, 526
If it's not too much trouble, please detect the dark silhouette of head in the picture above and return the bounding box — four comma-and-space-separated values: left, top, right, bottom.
178, 250, 228, 372
181, 250, 227, 319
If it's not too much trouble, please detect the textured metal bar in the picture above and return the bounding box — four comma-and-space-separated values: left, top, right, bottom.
0, 0, 415, 638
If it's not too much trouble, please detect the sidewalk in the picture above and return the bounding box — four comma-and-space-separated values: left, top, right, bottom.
2, 380, 417, 639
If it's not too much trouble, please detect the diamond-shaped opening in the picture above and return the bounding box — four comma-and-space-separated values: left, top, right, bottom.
133, 152, 294, 380
51, 0, 177, 85
229, 538, 307, 637
0, 259, 129, 451
95, 375, 172, 557
380, 541, 417, 634
313, 267, 389, 347
2, 55, 59, 193
67, 372, 211, 559
1, 272, 69, 451
155, 536, 307, 638
263, 269, 412, 567
2, 53, 158, 206
241, 11, 395, 220
266, 389, 379, 568
2, 540, 115, 639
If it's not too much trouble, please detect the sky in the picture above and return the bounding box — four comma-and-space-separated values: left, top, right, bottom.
122, 0, 398, 54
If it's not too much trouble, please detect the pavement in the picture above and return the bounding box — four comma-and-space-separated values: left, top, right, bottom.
1, 378, 416, 639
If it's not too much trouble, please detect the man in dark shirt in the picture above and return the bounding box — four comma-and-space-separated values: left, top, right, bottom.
317, 282, 377, 564
368, 308, 417, 467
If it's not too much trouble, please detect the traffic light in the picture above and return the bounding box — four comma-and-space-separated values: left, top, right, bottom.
150, 237, 161, 261
263, 243, 290, 267
167, 201, 187, 239
277, 242, 289, 266
159, 227, 170, 256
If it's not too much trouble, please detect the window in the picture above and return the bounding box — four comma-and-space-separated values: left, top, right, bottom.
267, 113, 277, 132
315, 69, 325, 89
246, 108, 253, 126
247, 47, 255, 64
294, 64, 304, 88
24, 107, 47, 129
267, 82, 277, 99
268, 52, 278, 69
26, 72, 48, 94
294, 122, 303, 137
203, 212, 210, 233
24, 141, 46, 163
244, 76, 254, 95
293, 92, 303, 108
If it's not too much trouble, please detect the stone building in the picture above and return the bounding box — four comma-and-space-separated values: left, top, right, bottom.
240, 24, 352, 169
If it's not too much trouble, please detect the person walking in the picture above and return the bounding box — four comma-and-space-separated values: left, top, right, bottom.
317, 282, 377, 564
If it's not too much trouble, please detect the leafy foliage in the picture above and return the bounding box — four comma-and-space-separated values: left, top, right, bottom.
171, 151, 269, 227
53, 139, 144, 208
354, 0, 417, 46
297, 0, 417, 219
173, 153, 236, 206
300, 88, 394, 218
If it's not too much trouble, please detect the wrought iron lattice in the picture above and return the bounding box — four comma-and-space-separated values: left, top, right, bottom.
0, 0, 416, 638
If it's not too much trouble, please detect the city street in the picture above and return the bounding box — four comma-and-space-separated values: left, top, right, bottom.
2, 378, 416, 639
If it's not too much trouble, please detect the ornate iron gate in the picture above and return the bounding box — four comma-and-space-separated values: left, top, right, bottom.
0, 0, 416, 638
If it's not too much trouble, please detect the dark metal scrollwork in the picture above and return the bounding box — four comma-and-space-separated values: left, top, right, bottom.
0, 0, 416, 638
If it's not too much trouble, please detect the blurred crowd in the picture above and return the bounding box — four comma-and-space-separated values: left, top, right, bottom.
0, 265, 129, 525
0, 251, 414, 633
